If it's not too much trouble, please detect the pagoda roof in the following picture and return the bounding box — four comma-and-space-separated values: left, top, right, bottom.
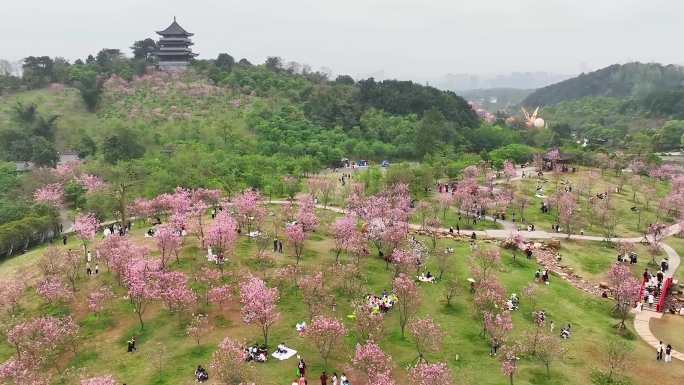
156, 17, 193, 36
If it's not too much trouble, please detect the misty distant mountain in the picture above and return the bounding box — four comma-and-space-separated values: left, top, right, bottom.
522, 62, 684, 106
429, 72, 572, 92
459, 88, 533, 113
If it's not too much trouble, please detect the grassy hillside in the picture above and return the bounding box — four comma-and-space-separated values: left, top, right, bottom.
1, 209, 683, 385
0, 86, 100, 152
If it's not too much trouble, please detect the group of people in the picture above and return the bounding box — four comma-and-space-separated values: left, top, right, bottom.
246, 344, 268, 363
365, 291, 397, 314
82, 249, 100, 276
506, 293, 520, 311
293, 359, 350, 385
657, 341, 674, 363
643, 268, 667, 307
339, 172, 352, 186
103, 222, 131, 238
617, 251, 639, 264
534, 269, 551, 285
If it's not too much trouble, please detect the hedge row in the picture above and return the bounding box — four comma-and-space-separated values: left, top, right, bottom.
0, 214, 60, 260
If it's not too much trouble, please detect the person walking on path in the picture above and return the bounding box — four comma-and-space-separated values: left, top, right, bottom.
665, 344, 673, 363
657, 341, 664, 360
320, 371, 328, 385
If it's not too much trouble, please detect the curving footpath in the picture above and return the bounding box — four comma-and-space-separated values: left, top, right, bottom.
271, 199, 684, 360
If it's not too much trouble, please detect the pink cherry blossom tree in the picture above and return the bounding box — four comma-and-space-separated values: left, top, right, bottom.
74, 213, 100, 259
81, 375, 117, 385
484, 310, 513, 356
331, 214, 361, 263
557, 192, 578, 237
0, 357, 49, 385
390, 248, 418, 277
124, 258, 161, 329
233, 190, 266, 233
408, 317, 445, 362
149, 270, 197, 316
470, 247, 501, 282
285, 223, 306, 264
33, 183, 64, 208
153, 224, 183, 268
393, 273, 421, 338
297, 195, 320, 233
436, 193, 455, 219
186, 313, 210, 345
298, 272, 328, 320
210, 337, 253, 385
503, 160, 517, 183
87, 286, 114, 316
61, 249, 82, 292
473, 277, 507, 334
607, 263, 641, 329
354, 301, 385, 342
76, 174, 107, 194
239, 276, 280, 347
196, 265, 223, 305
38, 247, 65, 277
0, 279, 25, 316
206, 210, 238, 271
37, 276, 73, 304
408, 362, 452, 385
130, 198, 156, 223
189, 188, 222, 247
352, 341, 394, 384
53, 161, 80, 180
6, 316, 78, 372
208, 285, 232, 309
500, 344, 520, 385
304, 315, 347, 369
350, 184, 411, 258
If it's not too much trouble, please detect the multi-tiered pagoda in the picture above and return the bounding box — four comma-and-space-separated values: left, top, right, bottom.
154, 17, 198, 71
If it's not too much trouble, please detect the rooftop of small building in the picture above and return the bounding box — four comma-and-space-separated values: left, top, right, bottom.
156, 17, 193, 37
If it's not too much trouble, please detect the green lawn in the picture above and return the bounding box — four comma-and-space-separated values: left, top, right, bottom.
650, 315, 684, 354
1, 212, 684, 385
510, 168, 673, 237
559, 240, 652, 282
664, 236, 684, 284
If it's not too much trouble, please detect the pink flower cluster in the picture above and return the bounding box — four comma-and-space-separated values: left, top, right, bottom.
33, 183, 64, 208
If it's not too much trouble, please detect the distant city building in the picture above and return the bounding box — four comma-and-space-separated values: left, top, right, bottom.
154, 17, 198, 71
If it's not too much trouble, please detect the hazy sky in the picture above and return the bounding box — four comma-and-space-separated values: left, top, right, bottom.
3, 0, 683, 80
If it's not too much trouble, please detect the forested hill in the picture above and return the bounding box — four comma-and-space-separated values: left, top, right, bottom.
0, 52, 480, 176
522, 62, 684, 106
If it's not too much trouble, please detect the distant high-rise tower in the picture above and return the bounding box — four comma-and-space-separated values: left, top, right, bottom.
154, 17, 198, 71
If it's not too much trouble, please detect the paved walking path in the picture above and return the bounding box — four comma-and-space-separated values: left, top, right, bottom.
271, 199, 684, 360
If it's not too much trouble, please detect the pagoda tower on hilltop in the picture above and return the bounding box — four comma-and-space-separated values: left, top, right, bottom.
154, 17, 198, 71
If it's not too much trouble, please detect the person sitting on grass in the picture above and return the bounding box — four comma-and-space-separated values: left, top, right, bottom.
277, 342, 288, 354
560, 324, 572, 339
127, 337, 136, 353
195, 365, 208, 382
